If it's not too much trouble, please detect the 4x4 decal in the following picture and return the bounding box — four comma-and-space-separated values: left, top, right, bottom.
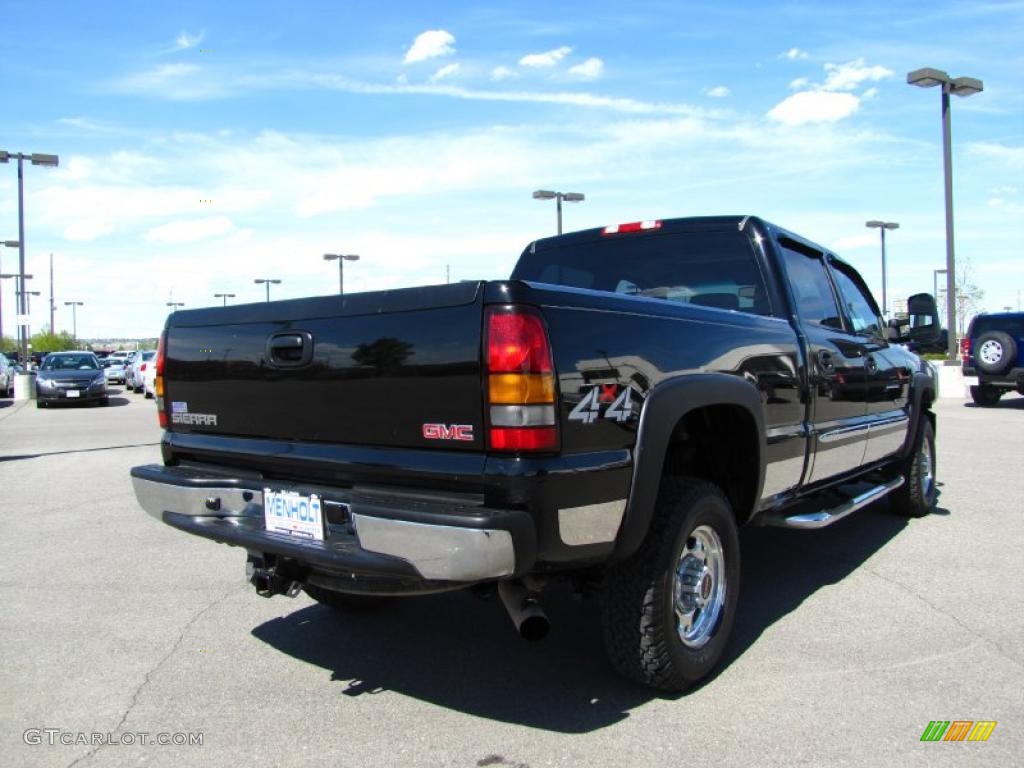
568, 384, 640, 424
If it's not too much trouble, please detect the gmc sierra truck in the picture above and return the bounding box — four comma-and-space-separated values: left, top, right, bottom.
132, 215, 938, 691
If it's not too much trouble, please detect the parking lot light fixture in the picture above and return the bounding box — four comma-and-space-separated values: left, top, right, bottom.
865, 221, 899, 317
166, 301, 184, 311
254, 278, 282, 303
64, 300, 84, 339
214, 292, 236, 307
532, 189, 585, 235
907, 67, 983, 361
323, 254, 360, 295
1, 149, 60, 360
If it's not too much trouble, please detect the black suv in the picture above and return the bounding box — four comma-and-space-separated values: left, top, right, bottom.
963, 312, 1024, 406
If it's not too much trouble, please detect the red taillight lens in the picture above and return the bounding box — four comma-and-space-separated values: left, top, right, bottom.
485, 306, 558, 453
960, 337, 970, 364
155, 332, 168, 428
487, 311, 553, 373
489, 427, 558, 451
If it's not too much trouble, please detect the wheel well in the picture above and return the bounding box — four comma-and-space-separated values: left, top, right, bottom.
662, 405, 759, 523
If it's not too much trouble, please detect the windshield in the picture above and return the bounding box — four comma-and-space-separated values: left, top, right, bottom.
42, 355, 99, 371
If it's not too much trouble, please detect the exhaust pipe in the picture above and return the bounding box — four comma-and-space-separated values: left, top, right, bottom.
498, 580, 549, 641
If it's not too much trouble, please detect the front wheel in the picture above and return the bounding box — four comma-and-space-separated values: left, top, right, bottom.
600, 477, 740, 691
892, 418, 937, 517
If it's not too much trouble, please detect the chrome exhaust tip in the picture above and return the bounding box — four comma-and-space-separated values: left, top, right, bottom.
498, 580, 549, 641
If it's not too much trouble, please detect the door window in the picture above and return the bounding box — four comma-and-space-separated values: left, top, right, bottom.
829, 261, 883, 336
777, 242, 842, 329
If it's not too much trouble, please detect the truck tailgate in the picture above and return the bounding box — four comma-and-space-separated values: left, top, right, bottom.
163, 282, 485, 451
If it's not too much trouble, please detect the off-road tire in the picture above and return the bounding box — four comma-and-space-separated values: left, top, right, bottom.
600, 477, 740, 691
974, 331, 1016, 375
892, 417, 937, 517
303, 584, 389, 612
969, 385, 1002, 407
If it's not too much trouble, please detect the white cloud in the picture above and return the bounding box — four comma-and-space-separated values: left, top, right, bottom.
428, 63, 460, 83
704, 85, 730, 98
568, 57, 604, 80
767, 91, 860, 125
144, 216, 236, 243
64, 220, 114, 242
174, 31, 203, 50
768, 58, 890, 126
822, 59, 892, 91
519, 46, 572, 68
404, 30, 455, 64
781, 48, 809, 60
969, 142, 1024, 169
490, 66, 516, 81
110, 63, 225, 100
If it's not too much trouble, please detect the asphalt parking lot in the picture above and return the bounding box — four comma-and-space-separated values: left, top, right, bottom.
1, 388, 1021, 768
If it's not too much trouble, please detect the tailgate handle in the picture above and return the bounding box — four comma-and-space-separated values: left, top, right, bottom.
266, 331, 314, 368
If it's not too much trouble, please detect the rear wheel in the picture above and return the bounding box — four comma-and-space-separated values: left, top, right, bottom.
969, 385, 1002, 407
892, 418, 937, 517
600, 477, 739, 691
303, 584, 389, 612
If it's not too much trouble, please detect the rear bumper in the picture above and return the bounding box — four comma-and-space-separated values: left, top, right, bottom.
967, 366, 1024, 389
131, 463, 537, 593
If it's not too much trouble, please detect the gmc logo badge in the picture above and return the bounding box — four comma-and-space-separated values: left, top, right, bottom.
422, 423, 474, 441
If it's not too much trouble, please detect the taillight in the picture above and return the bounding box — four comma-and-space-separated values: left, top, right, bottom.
485, 306, 558, 453
960, 337, 971, 365
602, 220, 662, 235
155, 332, 167, 428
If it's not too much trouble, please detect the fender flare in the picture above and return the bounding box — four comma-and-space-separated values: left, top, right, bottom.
612, 373, 766, 561
900, 371, 937, 457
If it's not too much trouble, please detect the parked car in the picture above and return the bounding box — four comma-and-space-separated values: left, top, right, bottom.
143, 355, 157, 398
104, 358, 128, 385
128, 351, 155, 393
0, 354, 12, 397
962, 311, 1024, 406
132, 214, 938, 692
35, 351, 109, 407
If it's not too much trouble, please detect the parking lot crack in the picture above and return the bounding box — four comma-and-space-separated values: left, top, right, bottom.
65, 585, 244, 768
864, 567, 1023, 671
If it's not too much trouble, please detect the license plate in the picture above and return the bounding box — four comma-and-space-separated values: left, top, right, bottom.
66, 390, 80, 398
263, 489, 324, 541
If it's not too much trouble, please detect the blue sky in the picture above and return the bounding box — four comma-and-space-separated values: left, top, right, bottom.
2, 0, 1022, 339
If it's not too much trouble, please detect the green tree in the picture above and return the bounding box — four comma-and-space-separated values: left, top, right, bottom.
29, 330, 79, 353
0, 334, 17, 354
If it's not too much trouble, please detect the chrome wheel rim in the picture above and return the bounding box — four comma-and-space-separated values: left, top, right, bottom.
673, 525, 726, 649
918, 434, 935, 499
979, 340, 1003, 365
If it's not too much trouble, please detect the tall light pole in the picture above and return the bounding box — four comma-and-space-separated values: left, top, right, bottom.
907, 68, 983, 361
323, 254, 359, 295
865, 220, 899, 317
0, 240, 20, 344
64, 300, 83, 340
254, 278, 281, 303
0, 150, 60, 361
214, 293, 235, 307
3, 272, 33, 355
532, 189, 585, 235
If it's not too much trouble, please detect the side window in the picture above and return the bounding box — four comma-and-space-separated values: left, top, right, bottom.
778, 242, 843, 329
829, 261, 882, 336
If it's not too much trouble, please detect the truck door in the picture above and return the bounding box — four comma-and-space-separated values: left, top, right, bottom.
776, 240, 871, 483
827, 258, 910, 464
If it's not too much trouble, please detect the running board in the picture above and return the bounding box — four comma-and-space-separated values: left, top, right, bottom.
764, 477, 905, 530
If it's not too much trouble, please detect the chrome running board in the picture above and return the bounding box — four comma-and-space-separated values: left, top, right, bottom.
764, 477, 905, 530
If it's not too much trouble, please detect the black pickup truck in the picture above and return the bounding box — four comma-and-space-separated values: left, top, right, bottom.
132, 215, 938, 691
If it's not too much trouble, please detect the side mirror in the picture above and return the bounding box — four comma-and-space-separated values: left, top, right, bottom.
906, 292, 942, 348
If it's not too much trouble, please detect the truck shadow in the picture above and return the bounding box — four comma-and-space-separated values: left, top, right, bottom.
251, 498, 917, 733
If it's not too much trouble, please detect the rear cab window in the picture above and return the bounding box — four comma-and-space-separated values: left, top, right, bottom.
512, 229, 773, 316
